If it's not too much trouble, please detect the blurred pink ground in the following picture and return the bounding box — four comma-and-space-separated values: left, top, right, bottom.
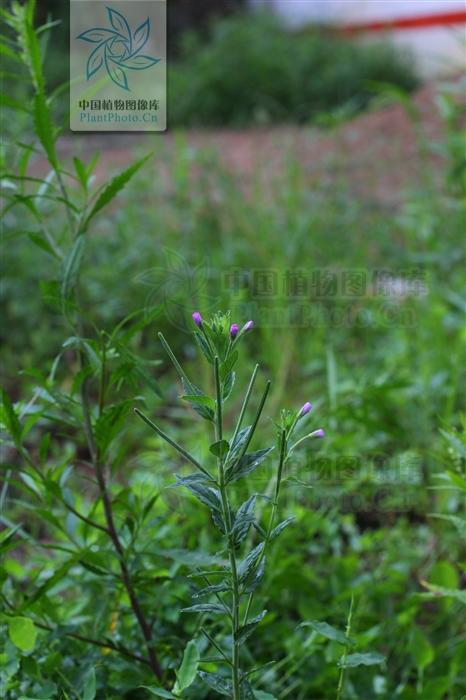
36, 80, 462, 206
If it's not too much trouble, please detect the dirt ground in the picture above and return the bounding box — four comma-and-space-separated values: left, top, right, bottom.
43, 80, 459, 205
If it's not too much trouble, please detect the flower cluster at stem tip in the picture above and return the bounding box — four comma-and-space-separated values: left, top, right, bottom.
191, 311, 325, 440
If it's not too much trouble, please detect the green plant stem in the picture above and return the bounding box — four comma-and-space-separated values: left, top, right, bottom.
230, 363, 259, 449
237, 378, 272, 463
215, 357, 241, 700
336, 594, 354, 700
80, 363, 163, 679
243, 428, 287, 625
92, 455, 163, 680
134, 408, 214, 479
158, 331, 190, 383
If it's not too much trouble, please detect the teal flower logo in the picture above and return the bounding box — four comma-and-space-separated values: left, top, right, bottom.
76, 6, 160, 91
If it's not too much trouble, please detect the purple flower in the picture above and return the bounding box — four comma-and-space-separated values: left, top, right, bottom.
230, 323, 239, 339
299, 402, 312, 417
192, 311, 202, 328
242, 320, 254, 333
312, 429, 325, 438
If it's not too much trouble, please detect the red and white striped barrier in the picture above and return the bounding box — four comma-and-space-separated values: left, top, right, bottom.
251, 1, 466, 76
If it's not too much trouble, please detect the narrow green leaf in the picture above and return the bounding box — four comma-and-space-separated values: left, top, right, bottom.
94, 400, 132, 459
192, 582, 230, 599
33, 92, 57, 169
181, 604, 225, 615
181, 378, 215, 421
301, 620, 353, 646
237, 610, 267, 643
193, 330, 214, 363
181, 394, 216, 410
1, 388, 22, 446
269, 516, 295, 541
173, 640, 200, 693
23, 14, 45, 92
337, 652, 385, 668
61, 234, 85, 303
198, 671, 232, 696
232, 495, 256, 547
225, 447, 274, 483
419, 581, 466, 604
410, 628, 434, 670
238, 543, 264, 585
228, 426, 251, 461
73, 157, 88, 190
140, 689, 176, 699
82, 667, 96, 700
27, 232, 60, 259
182, 481, 223, 513
85, 154, 151, 227
135, 408, 212, 478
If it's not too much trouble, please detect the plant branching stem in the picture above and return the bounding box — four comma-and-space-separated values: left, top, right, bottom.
134, 408, 213, 479
336, 594, 354, 700
31, 619, 150, 666
230, 363, 259, 450
243, 428, 287, 625
80, 366, 163, 679
214, 357, 241, 700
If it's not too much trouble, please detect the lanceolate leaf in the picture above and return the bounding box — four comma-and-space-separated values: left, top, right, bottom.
61, 234, 85, 303
244, 556, 266, 593
269, 516, 295, 541
225, 447, 274, 483
1, 388, 23, 447
228, 426, 251, 460
174, 473, 213, 487
181, 604, 225, 615
198, 671, 232, 697
173, 640, 199, 694
337, 652, 385, 668
181, 378, 215, 421
237, 610, 267, 643
182, 394, 216, 410
85, 154, 152, 227
182, 482, 222, 513
232, 495, 256, 546
139, 688, 175, 699
238, 543, 264, 586
94, 400, 132, 458
33, 91, 58, 169
23, 16, 45, 92
192, 582, 230, 598
301, 620, 354, 646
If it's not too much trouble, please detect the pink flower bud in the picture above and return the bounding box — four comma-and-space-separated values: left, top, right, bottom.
192, 311, 202, 327
299, 402, 312, 417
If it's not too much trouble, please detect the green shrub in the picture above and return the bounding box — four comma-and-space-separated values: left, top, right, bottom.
169, 12, 419, 127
